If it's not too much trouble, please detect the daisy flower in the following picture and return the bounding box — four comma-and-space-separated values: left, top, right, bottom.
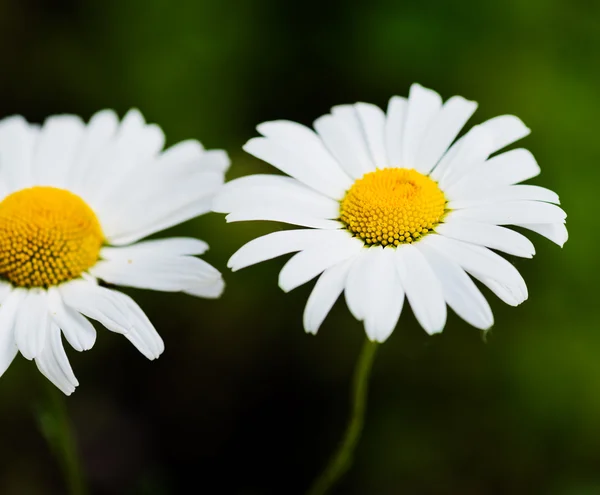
0, 109, 227, 394
214, 84, 567, 342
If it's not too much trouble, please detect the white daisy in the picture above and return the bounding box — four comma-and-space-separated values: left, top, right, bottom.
0, 109, 228, 395
214, 83, 567, 343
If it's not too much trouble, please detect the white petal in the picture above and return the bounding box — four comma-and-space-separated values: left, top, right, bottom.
90, 253, 223, 296
68, 110, 119, 194
213, 174, 339, 219
60, 280, 131, 334
344, 249, 371, 321
35, 323, 78, 396
32, 115, 85, 187
445, 148, 540, 199
385, 96, 407, 166
47, 288, 96, 352
0, 116, 36, 191
183, 277, 225, 299
107, 199, 215, 246
225, 208, 342, 230
243, 136, 349, 199
402, 84, 443, 168
416, 95, 477, 175
278, 234, 363, 292
313, 110, 374, 180
228, 229, 346, 271
449, 201, 567, 225
256, 120, 352, 193
111, 291, 164, 360
447, 185, 560, 208
364, 247, 404, 343
341, 247, 383, 337
102, 238, 209, 260
435, 125, 494, 188
417, 243, 493, 330
355, 103, 387, 167
303, 258, 354, 334
436, 220, 536, 258
394, 244, 446, 334
104, 171, 223, 245
477, 114, 530, 153
14, 289, 48, 360
422, 235, 528, 306
90, 110, 165, 203
0, 290, 23, 377
515, 222, 568, 247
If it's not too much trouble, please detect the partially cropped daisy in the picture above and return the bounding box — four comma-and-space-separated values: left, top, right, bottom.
214, 84, 567, 342
0, 109, 227, 394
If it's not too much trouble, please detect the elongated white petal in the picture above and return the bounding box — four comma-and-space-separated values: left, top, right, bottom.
213, 174, 339, 218
446, 148, 540, 199
107, 199, 214, 246
355, 103, 387, 167
112, 291, 164, 360
448, 185, 560, 208
0, 290, 23, 377
395, 244, 446, 334
15, 289, 48, 360
101, 238, 209, 260
68, 110, 119, 194
416, 96, 477, 174
35, 323, 78, 396
515, 222, 568, 247
402, 84, 443, 168
422, 235, 528, 305
225, 208, 342, 229
91, 254, 223, 296
228, 229, 346, 271
364, 247, 404, 342
314, 111, 374, 180
244, 136, 348, 199
32, 115, 85, 188
436, 220, 536, 258
303, 258, 354, 334
60, 280, 131, 334
0, 116, 36, 191
436, 126, 494, 188
342, 247, 381, 335
344, 249, 371, 321
256, 120, 352, 193
449, 201, 566, 225
278, 234, 363, 292
47, 288, 96, 352
385, 96, 407, 166
418, 243, 493, 330
104, 171, 223, 245
477, 114, 530, 152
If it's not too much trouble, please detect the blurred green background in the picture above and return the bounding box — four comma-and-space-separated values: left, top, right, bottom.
0, 0, 596, 493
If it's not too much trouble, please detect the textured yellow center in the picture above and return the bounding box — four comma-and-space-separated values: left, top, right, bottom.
0, 187, 104, 288
340, 168, 446, 246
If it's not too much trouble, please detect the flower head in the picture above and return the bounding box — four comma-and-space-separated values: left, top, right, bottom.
215, 83, 567, 342
0, 109, 228, 394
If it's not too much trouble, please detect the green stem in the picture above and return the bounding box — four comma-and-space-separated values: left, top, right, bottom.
307, 338, 379, 495
36, 382, 87, 495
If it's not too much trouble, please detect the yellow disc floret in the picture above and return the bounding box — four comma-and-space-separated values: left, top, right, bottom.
0, 186, 104, 288
340, 168, 446, 246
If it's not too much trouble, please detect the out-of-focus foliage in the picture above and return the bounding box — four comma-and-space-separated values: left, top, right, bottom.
0, 0, 597, 493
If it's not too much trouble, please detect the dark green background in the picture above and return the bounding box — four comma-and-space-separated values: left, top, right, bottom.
0, 0, 595, 493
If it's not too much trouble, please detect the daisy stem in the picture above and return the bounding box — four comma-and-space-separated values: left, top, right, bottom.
37, 382, 87, 495
307, 337, 378, 495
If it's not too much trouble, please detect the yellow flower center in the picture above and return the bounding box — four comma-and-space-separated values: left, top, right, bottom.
340, 168, 446, 246
0, 186, 104, 288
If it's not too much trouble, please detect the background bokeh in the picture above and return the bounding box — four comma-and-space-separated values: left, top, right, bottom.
0, 0, 596, 493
